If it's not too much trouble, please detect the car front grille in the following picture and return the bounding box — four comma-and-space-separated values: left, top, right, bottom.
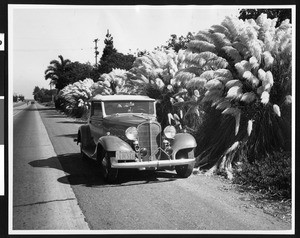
137, 121, 161, 161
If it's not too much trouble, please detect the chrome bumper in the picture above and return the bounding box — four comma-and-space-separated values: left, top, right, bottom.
111, 158, 195, 169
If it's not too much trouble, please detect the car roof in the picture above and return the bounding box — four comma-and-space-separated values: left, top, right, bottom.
91, 94, 155, 102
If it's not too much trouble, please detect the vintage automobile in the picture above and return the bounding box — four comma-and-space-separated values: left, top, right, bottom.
75, 94, 197, 183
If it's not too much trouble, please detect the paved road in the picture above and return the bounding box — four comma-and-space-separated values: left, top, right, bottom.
12, 103, 291, 233
13, 103, 29, 116
12, 103, 89, 230
13, 102, 26, 108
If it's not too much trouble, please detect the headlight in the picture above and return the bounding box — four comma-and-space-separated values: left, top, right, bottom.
125, 127, 138, 140
164, 125, 176, 139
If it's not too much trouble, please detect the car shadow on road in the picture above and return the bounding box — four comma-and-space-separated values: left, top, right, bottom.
26, 107, 56, 111
43, 115, 68, 119
110, 170, 178, 187
39, 110, 68, 118
29, 153, 178, 187
40, 111, 86, 123
55, 133, 78, 139
41, 111, 68, 118
29, 153, 104, 186
56, 121, 87, 124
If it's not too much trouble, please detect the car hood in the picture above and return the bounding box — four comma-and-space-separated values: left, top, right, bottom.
103, 114, 157, 127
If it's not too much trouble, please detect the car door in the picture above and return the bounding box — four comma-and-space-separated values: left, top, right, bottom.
89, 101, 105, 144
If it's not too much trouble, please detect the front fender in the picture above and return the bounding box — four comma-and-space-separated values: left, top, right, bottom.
171, 133, 197, 159
98, 135, 133, 152
78, 125, 93, 147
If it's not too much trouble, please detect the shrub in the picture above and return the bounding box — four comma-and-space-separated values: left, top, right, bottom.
171, 13, 292, 180
233, 151, 291, 198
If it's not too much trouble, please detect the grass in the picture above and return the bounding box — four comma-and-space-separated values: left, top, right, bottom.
234, 183, 292, 223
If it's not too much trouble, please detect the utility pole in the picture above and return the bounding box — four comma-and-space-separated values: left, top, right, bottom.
93, 38, 99, 66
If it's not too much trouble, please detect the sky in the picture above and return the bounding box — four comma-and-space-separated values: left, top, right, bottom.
9, 5, 241, 99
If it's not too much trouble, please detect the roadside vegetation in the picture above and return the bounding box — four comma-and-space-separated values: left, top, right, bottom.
13, 93, 25, 102
34, 9, 292, 203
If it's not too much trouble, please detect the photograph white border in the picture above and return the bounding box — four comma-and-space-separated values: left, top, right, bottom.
8, 4, 296, 235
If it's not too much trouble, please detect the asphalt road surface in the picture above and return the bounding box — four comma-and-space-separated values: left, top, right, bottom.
12, 103, 291, 233
13, 103, 88, 231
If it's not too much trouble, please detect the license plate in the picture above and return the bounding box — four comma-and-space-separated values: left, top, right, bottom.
116, 151, 135, 160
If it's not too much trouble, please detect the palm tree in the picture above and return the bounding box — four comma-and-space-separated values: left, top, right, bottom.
44, 55, 71, 91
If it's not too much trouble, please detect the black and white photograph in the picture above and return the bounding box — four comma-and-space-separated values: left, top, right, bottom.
1, 3, 296, 236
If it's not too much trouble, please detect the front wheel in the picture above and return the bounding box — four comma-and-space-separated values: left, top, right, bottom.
101, 152, 118, 183
175, 163, 194, 178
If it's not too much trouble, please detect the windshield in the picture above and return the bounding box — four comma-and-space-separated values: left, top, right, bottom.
103, 101, 155, 116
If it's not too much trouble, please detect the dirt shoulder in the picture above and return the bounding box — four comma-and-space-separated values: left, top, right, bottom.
193, 171, 292, 225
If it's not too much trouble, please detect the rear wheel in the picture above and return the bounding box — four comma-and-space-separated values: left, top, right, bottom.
101, 152, 118, 183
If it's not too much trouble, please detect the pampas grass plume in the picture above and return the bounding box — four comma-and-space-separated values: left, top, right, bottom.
273, 104, 281, 117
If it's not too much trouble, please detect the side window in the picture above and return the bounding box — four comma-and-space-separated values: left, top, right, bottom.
91, 102, 103, 117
